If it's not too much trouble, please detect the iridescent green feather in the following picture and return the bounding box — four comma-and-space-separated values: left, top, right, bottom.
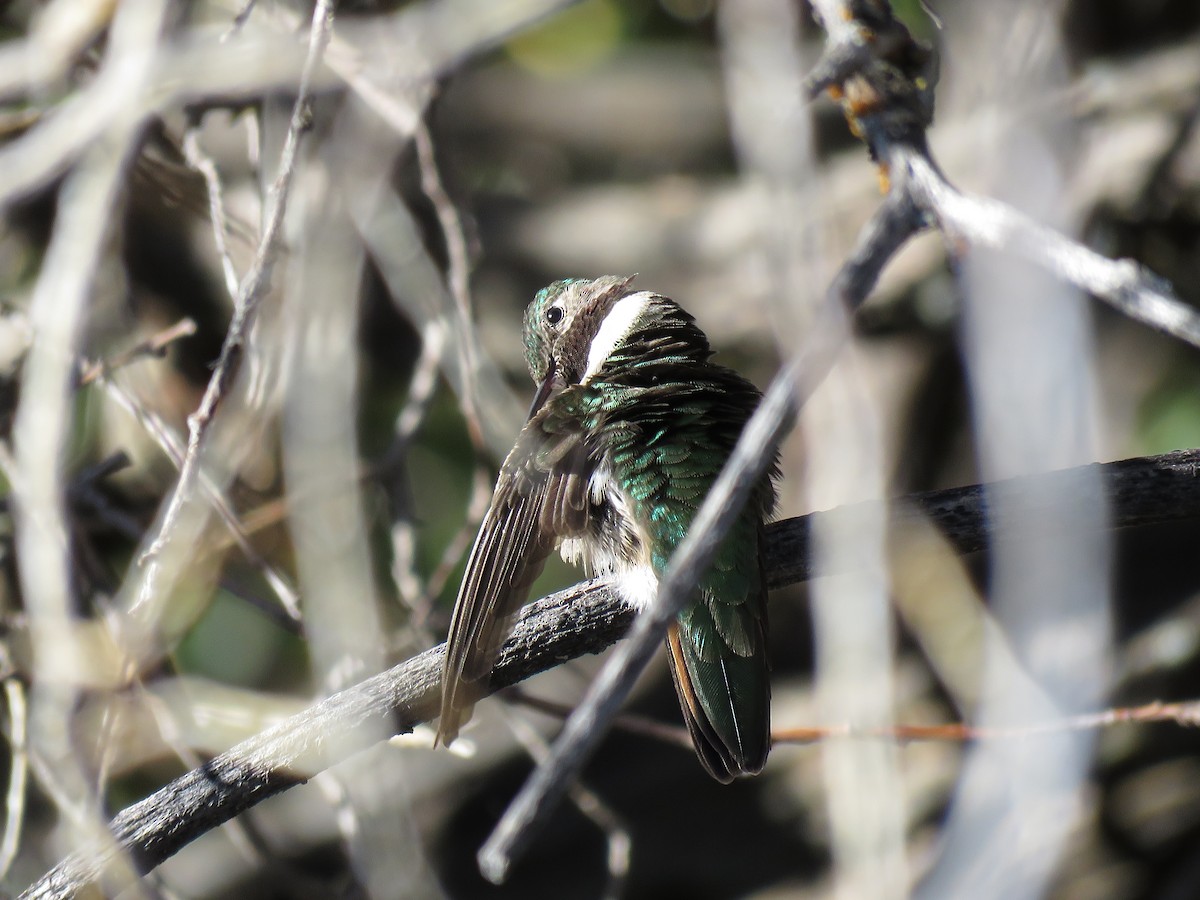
571, 296, 777, 779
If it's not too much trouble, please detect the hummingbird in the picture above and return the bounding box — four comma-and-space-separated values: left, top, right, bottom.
436, 275, 777, 782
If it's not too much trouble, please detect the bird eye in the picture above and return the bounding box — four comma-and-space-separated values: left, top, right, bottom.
545, 305, 565, 326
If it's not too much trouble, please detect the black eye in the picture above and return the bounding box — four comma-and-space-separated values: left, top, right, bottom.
545, 305, 564, 326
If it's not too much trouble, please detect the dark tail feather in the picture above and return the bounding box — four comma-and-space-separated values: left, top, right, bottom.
666, 618, 770, 783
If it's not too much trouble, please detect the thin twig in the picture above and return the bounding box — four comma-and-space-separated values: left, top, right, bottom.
140, 0, 335, 568
388, 322, 448, 611
181, 125, 241, 300
228, 0, 262, 35
76, 318, 197, 388
413, 122, 485, 449
772, 700, 1200, 744
501, 688, 695, 752
411, 119, 498, 620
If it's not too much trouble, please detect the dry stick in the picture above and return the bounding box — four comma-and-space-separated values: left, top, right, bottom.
181, 127, 241, 300
503, 688, 695, 752
76, 318, 198, 387
19, 447, 1200, 898
135, 686, 277, 873
140, 0, 335, 568
476, 188, 920, 884
18, 581, 632, 900
899, 148, 1200, 348
773, 700, 1200, 744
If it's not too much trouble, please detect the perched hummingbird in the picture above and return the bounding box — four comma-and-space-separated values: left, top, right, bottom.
436, 276, 777, 782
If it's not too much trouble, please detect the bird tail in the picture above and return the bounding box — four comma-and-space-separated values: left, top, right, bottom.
665, 607, 770, 783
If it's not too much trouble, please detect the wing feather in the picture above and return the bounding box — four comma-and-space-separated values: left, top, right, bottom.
436, 409, 592, 745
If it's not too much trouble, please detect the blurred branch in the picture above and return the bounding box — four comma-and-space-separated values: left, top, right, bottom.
22, 446, 1200, 897
76, 318, 198, 388
140, 0, 335, 568
502, 710, 631, 900
100, 378, 303, 627
9, 1, 169, 891
181, 125, 242, 300
0, 674, 28, 880
0, 0, 580, 210
502, 687, 694, 751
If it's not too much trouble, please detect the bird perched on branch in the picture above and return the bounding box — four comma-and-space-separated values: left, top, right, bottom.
436, 275, 777, 782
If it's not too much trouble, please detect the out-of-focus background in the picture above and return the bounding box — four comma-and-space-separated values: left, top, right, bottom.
2, 0, 1200, 897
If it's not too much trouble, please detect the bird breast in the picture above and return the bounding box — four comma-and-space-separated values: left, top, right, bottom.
557, 464, 659, 611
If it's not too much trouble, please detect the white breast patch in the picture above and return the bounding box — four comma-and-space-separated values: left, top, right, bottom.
582, 291, 652, 383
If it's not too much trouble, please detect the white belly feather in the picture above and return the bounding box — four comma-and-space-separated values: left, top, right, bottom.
557, 464, 659, 611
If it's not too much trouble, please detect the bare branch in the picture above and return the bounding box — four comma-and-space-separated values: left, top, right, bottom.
898, 149, 1200, 348
18, 446, 1200, 896
18, 580, 633, 900
76, 318, 198, 388
181, 126, 242, 300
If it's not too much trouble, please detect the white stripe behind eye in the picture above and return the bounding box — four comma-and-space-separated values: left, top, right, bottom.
583, 292, 651, 382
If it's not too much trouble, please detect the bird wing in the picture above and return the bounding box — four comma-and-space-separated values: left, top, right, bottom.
436, 398, 592, 746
